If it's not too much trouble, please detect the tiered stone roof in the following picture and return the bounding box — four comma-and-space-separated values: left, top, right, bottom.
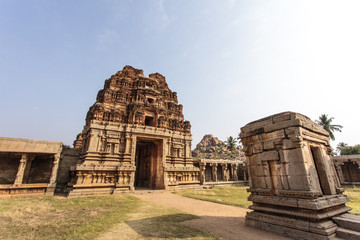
85, 65, 191, 133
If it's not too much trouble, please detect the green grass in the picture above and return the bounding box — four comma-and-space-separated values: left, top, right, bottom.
0, 194, 218, 240
344, 187, 360, 215
175, 186, 251, 209
176, 186, 360, 216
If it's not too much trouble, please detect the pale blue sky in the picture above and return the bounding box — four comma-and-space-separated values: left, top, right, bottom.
1, 0, 359, 149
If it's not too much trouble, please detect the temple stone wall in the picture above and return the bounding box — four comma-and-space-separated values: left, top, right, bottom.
197, 158, 248, 186
55, 148, 80, 192
240, 112, 351, 240
0, 137, 63, 196
333, 154, 360, 185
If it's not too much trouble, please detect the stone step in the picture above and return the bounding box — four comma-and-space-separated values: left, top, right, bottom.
336, 227, 360, 240
333, 213, 360, 232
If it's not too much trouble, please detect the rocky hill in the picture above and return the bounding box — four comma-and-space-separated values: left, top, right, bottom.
192, 134, 245, 160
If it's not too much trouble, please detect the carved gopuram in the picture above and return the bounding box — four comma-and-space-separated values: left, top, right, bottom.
68, 66, 198, 196
197, 159, 248, 186
0, 137, 62, 196
240, 112, 351, 240
333, 155, 360, 186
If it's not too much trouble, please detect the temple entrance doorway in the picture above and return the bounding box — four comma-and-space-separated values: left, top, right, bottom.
310, 146, 333, 195
134, 138, 165, 189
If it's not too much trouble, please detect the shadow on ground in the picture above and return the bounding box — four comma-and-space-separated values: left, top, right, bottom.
125, 213, 217, 239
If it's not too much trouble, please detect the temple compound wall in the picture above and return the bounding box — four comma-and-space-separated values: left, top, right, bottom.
0, 137, 62, 196
333, 154, 360, 185
240, 112, 351, 240
67, 66, 199, 196
197, 159, 248, 186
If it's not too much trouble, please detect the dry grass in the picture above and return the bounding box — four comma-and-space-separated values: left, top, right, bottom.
175, 186, 251, 209
344, 187, 360, 215
0, 194, 217, 240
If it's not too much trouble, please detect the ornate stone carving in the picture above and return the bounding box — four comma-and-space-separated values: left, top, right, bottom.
68, 66, 198, 196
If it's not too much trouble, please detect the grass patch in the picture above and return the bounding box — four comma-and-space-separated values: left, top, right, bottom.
0, 194, 217, 240
175, 186, 251, 208
176, 186, 360, 216
344, 187, 360, 215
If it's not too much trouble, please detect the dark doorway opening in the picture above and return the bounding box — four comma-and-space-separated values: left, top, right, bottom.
24, 155, 53, 184
205, 164, 212, 182
145, 116, 155, 126
0, 153, 21, 184
217, 166, 223, 181
135, 139, 164, 189
310, 147, 332, 195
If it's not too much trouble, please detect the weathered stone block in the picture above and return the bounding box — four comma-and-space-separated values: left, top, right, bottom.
263, 140, 275, 150
282, 149, 304, 163
260, 150, 279, 161
288, 175, 310, 190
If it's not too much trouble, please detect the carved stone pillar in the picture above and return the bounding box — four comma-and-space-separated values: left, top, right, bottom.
125, 134, 131, 154
232, 164, 238, 181
14, 154, 28, 185
222, 164, 228, 181
335, 163, 345, 185
199, 162, 206, 184
46, 153, 62, 195
211, 163, 217, 182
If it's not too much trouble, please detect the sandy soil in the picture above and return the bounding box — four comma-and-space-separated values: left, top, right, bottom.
134, 192, 291, 240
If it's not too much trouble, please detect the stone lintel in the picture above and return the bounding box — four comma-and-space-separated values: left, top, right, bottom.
249, 194, 350, 210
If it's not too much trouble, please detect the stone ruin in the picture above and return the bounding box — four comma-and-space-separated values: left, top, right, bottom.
0, 66, 248, 197
68, 65, 198, 196
2, 66, 360, 238
240, 111, 359, 240
0, 138, 62, 195
193, 134, 248, 186
333, 155, 360, 186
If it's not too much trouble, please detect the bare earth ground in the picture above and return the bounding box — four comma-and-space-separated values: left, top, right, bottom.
117, 192, 291, 240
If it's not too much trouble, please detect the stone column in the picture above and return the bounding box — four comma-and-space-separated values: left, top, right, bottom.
222, 164, 228, 181
49, 153, 60, 185
199, 162, 206, 184
14, 154, 28, 185
232, 164, 238, 181
46, 153, 61, 196
335, 163, 345, 185
212, 164, 217, 182
125, 134, 131, 154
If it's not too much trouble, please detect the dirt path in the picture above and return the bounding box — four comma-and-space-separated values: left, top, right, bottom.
134, 192, 290, 240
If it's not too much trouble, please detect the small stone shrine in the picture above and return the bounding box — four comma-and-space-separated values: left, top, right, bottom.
240, 112, 351, 240
68, 66, 198, 196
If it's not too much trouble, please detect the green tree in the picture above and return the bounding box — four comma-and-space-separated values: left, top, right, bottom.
336, 142, 348, 155
315, 114, 343, 141
225, 136, 237, 151
338, 143, 360, 155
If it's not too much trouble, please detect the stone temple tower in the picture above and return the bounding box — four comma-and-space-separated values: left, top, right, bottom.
68, 66, 199, 196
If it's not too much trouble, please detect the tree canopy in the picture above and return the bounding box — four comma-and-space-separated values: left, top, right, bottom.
315, 114, 343, 141
337, 142, 360, 155
224, 136, 237, 151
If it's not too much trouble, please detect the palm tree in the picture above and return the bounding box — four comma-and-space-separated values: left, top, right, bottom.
225, 136, 237, 151
315, 114, 343, 141
336, 142, 348, 154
